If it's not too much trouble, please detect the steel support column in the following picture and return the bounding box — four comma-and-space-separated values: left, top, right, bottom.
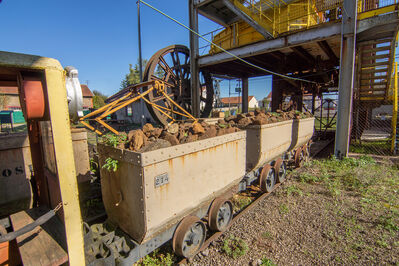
242, 77, 249, 113
334, 0, 358, 158
189, 0, 200, 117
272, 75, 283, 111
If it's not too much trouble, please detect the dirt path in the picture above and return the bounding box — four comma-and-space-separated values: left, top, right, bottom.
188, 157, 399, 266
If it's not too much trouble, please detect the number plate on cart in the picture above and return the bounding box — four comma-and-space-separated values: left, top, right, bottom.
154, 173, 169, 188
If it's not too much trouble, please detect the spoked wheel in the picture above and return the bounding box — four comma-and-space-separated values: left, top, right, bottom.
274, 158, 287, 183
143, 45, 214, 126
294, 147, 305, 168
208, 197, 233, 232
172, 215, 207, 258
259, 164, 276, 193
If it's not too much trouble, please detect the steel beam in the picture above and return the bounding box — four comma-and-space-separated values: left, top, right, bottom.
189, 0, 200, 117
272, 75, 283, 111
317, 40, 339, 65
291, 46, 316, 66
334, 0, 358, 159
242, 77, 249, 113
199, 23, 341, 67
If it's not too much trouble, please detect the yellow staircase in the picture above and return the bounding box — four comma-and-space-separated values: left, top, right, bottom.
356, 37, 396, 102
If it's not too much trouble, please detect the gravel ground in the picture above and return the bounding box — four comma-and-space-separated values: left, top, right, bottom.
187, 158, 399, 266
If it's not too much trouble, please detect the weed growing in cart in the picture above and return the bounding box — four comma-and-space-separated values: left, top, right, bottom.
102, 158, 119, 172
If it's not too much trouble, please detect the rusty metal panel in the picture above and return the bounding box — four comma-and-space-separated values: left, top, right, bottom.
40, 124, 90, 181
98, 131, 246, 244
0, 133, 33, 216
98, 145, 147, 243
245, 117, 315, 171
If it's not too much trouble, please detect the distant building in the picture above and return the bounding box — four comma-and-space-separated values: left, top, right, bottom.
105, 88, 155, 124
81, 85, 94, 110
258, 92, 271, 110
0, 83, 94, 110
220, 96, 258, 109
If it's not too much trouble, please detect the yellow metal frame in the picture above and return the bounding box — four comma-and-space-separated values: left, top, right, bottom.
0, 51, 85, 265
80, 80, 198, 135
209, 1, 399, 54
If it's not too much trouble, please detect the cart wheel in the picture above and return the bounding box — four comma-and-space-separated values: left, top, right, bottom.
274, 158, 287, 183
294, 147, 305, 168
208, 197, 233, 232
172, 215, 206, 258
259, 164, 276, 193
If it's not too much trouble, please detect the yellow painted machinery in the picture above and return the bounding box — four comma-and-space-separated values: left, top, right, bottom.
0, 51, 85, 265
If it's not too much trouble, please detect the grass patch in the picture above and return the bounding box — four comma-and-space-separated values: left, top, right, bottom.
222, 235, 248, 259
285, 185, 303, 196
279, 204, 289, 215
232, 195, 252, 212
295, 155, 378, 195
261, 257, 277, 266
261, 231, 274, 240
139, 249, 174, 266
378, 215, 399, 232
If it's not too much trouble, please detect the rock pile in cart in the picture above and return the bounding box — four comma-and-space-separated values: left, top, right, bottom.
103, 110, 312, 152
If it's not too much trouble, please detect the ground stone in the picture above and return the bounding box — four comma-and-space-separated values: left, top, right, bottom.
128, 130, 146, 151
142, 123, 154, 135
192, 123, 205, 134
138, 139, 171, 152
163, 133, 179, 146
167, 123, 179, 134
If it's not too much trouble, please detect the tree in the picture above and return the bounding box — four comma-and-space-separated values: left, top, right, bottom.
120, 59, 148, 90
92, 90, 107, 109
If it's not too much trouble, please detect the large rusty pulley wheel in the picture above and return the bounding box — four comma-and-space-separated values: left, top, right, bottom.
274, 158, 287, 183
294, 147, 305, 168
172, 215, 206, 258
259, 164, 276, 193
208, 197, 233, 232
143, 45, 214, 126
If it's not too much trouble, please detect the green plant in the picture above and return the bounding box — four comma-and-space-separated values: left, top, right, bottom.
261, 231, 273, 240
101, 133, 127, 148
298, 172, 320, 183
222, 235, 248, 259
261, 257, 277, 266
376, 239, 389, 248
285, 185, 303, 196
232, 195, 252, 211
279, 204, 289, 215
378, 215, 399, 232
102, 158, 119, 172
89, 158, 98, 175
141, 249, 174, 266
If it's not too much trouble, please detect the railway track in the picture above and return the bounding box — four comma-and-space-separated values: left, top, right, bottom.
177, 138, 333, 264
177, 181, 283, 265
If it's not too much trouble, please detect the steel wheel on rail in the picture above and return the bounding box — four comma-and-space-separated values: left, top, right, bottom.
143, 45, 214, 126
172, 215, 207, 258
259, 164, 276, 193
208, 197, 233, 232
274, 158, 287, 183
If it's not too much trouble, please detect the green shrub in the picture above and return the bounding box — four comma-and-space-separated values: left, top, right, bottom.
222, 235, 248, 259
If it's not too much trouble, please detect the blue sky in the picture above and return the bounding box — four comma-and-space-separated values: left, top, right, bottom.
0, 0, 271, 101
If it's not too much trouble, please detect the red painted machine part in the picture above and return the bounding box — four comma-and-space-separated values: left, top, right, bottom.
22, 80, 45, 119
